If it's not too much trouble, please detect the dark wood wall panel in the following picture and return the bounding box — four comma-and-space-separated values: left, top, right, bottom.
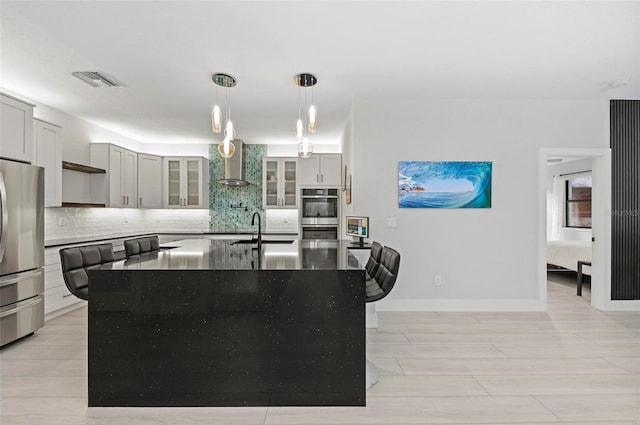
610, 100, 640, 300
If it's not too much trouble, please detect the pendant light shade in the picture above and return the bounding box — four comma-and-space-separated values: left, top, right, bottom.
298, 137, 313, 159
211, 105, 222, 133
307, 104, 317, 133
294, 73, 318, 156
218, 138, 236, 158
211, 73, 238, 158
224, 120, 235, 140
295, 118, 305, 140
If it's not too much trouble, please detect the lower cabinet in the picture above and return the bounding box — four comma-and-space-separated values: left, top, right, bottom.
43, 247, 84, 319
43, 237, 128, 319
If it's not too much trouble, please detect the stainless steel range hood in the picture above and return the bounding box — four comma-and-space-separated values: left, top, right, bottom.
218, 140, 250, 186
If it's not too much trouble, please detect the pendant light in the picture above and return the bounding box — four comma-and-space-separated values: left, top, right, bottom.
295, 85, 305, 140
294, 73, 317, 158
212, 73, 237, 158
298, 136, 313, 158
211, 105, 222, 133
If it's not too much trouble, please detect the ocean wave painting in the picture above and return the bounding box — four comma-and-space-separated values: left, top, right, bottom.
399, 161, 492, 208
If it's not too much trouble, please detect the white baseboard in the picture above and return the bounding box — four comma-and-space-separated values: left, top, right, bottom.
366, 303, 378, 328
45, 301, 86, 321
601, 299, 640, 311
375, 298, 546, 312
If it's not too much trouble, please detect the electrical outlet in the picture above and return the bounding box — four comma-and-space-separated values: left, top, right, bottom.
434, 275, 442, 286
58, 217, 66, 226
386, 217, 397, 228
123, 216, 128, 223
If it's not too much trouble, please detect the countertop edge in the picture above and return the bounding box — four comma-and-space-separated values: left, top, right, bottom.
45, 231, 299, 248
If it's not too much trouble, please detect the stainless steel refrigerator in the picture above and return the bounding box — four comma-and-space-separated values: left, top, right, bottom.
0, 158, 45, 347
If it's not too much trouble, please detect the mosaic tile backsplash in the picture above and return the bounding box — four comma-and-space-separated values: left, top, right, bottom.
208, 143, 267, 232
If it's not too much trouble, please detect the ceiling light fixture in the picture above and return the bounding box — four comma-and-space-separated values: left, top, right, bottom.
212, 73, 237, 158
608, 79, 629, 89
72, 71, 120, 88
294, 73, 317, 158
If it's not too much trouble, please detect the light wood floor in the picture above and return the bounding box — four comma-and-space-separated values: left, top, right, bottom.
1, 279, 639, 425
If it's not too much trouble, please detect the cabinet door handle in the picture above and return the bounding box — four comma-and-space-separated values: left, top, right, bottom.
122, 195, 125, 205
139, 197, 142, 207
126, 195, 129, 205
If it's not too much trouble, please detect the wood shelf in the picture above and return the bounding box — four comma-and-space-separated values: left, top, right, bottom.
61, 202, 106, 208
62, 161, 106, 174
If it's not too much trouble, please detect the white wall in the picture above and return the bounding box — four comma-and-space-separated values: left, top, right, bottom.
546, 158, 593, 241
340, 106, 354, 237
352, 99, 609, 311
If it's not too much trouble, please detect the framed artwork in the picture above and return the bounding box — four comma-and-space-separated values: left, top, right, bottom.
345, 175, 352, 204
342, 165, 348, 191
398, 161, 492, 208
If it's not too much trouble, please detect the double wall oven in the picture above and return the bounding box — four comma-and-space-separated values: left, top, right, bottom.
299, 188, 339, 240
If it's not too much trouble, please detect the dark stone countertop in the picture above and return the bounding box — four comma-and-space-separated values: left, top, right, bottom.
108, 239, 364, 271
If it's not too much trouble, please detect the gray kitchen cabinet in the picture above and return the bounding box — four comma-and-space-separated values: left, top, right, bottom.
263, 157, 297, 209
137, 153, 163, 208
1, 93, 35, 163
34, 118, 62, 207
297, 154, 341, 187
91, 143, 138, 208
162, 157, 209, 208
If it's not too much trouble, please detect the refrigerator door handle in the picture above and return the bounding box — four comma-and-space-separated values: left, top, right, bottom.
0, 171, 8, 263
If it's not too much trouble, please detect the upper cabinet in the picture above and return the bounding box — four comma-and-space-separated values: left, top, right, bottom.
297, 154, 342, 187
1, 93, 35, 163
137, 154, 162, 208
263, 157, 297, 209
33, 119, 62, 207
162, 157, 209, 208
90, 143, 138, 208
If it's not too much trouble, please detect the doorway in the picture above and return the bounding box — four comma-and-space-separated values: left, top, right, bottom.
538, 148, 611, 311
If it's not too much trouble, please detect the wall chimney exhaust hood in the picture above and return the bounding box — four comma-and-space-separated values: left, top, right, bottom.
218, 140, 249, 186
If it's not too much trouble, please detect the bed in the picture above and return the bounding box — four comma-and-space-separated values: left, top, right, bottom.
547, 240, 592, 273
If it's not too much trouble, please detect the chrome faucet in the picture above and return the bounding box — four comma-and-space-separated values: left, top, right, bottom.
251, 212, 262, 247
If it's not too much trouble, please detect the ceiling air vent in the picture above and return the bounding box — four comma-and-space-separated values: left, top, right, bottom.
72, 71, 120, 88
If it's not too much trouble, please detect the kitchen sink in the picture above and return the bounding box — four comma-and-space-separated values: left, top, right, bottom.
231, 239, 294, 245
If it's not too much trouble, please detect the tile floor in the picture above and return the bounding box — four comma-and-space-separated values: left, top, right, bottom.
1, 278, 639, 425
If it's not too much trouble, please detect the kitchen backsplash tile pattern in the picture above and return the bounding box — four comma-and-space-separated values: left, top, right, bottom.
45, 208, 209, 244
208, 143, 266, 232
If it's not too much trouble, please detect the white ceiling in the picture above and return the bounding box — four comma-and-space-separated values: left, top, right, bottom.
1, 1, 639, 146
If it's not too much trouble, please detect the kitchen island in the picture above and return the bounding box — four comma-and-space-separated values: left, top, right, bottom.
88, 239, 365, 407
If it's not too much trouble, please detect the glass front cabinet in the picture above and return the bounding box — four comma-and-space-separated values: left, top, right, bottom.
263, 157, 297, 209
163, 157, 209, 208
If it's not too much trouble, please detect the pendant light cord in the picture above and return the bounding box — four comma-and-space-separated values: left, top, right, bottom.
303, 75, 308, 129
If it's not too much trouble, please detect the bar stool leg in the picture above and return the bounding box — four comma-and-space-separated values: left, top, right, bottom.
577, 261, 583, 296
366, 360, 380, 389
